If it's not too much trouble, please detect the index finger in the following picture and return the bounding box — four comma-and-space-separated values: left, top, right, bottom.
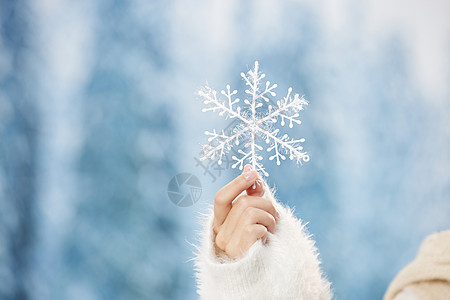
214, 165, 259, 228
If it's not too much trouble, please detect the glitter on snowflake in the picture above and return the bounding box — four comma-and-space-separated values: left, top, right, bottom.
199, 61, 309, 177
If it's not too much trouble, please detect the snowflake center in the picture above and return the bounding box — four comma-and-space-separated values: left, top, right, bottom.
249, 120, 259, 132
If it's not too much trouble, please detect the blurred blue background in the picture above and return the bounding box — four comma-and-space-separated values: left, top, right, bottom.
1, 0, 449, 299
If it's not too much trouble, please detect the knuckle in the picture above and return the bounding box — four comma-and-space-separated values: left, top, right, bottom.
214, 192, 225, 205
213, 224, 220, 235
244, 225, 267, 238
236, 195, 249, 207
215, 232, 226, 250
263, 198, 274, 209
244, 207, 257, 220
269, 201, 276, 211
244, 225, 256, 236
265, 200, 277, 216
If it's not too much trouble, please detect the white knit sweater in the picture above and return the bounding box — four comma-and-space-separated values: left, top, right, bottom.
194, 182, 434, 299
194, 184, 332, 300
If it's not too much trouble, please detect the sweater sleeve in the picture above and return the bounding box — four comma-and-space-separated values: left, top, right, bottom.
194, 183, 332, 300
384, 230, 450, 300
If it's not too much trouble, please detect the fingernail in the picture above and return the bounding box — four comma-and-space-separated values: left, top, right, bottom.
276, 209, 281, 221
243, 164, 252, 173
244, 170, 257, 181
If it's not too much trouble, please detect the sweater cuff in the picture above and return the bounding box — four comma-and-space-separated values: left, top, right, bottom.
198, 211, 270, 299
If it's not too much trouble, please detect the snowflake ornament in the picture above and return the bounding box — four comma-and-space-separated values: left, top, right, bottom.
199, 61, 309, 177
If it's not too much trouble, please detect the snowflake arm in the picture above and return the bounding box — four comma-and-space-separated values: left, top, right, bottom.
200, 127, 249, 166
199, 85, 247, 123
199, 61, 309, 177
259, 88, 308, 127
264, 129, 309, 166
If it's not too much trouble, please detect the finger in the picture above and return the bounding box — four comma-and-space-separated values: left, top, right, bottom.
228, 224, 267, 258
220, 195, 279, 240
241, 224, 268, 252
234, 195, 280, 222
245, 166, 264, 197
239, 207, 277, 234
214, 229, 228, 253
213, 166, 259, 228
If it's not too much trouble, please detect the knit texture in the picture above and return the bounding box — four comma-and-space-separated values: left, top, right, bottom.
384, 230, 450, 300
194, 182, 332, 300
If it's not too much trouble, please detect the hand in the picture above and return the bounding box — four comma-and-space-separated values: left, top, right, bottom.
213, 164, 280, 259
